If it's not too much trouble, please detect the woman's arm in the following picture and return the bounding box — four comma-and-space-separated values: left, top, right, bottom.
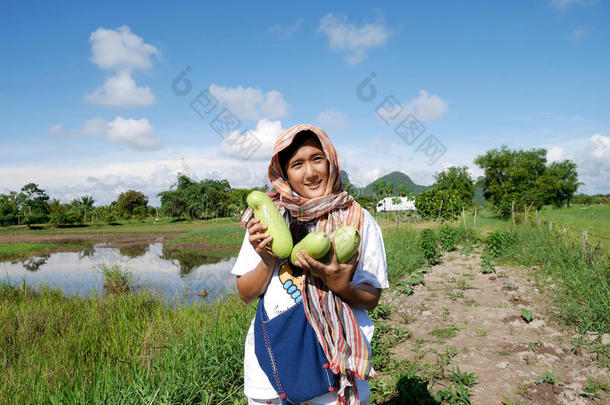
235, 257, 277, 304
235, 217, 278, 304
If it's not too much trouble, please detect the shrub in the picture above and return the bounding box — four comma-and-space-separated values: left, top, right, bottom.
438, 225, 458, 251
485, 229, 517, 257
419, 229, 439, 264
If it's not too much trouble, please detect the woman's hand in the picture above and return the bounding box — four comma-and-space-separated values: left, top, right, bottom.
294, 240, 358, 297
247, 217, 277, 268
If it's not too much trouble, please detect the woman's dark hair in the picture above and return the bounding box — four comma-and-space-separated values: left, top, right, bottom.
278, 130, 323, 178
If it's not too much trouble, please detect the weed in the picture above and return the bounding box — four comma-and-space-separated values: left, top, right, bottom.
430, 325, 460, 340
535, 372, 562, 385
475, 328, 487, 337
581, 378, 610, 399
502, 396, 526, 405
521, 309, 534, 323
370, 304, 391, 321
99, 263, 134, 294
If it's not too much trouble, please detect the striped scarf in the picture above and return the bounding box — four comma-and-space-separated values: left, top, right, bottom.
240, 123, 376, 404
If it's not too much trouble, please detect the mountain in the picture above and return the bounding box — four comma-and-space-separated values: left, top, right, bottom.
339, 170, 431, 196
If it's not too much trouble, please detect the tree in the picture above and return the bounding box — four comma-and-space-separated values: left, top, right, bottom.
79, 196, 95, 222
372, 180, 387, 198
433, 166, 475, 208
396, 184, 409, 197
538, 160, 580, 207
17, 183, 50, 226
474, 146, 548, 218
0, 192, 19, 226
158, 174, 234, 220
415, 188, 464, 220
115, 190, 148, 218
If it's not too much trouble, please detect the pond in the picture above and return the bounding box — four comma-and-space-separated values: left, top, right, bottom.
0, 242, 238, 304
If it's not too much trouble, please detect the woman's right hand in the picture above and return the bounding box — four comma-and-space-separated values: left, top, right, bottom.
247, 217, 277, 268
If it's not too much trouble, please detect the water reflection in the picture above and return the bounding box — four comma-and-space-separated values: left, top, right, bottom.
160, 246, 227, 277
119, 244, 149, 258
0, 243, 237, 304
21, 255, 50, 271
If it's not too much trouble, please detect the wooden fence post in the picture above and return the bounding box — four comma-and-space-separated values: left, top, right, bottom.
548, 221, 553, 231
582, 230, 588, 253
395, 215, 399, 229
511, 200, 515, 227
473, 208, 477, 231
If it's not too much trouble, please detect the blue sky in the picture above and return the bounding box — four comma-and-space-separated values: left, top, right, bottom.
1, 0, 608, 205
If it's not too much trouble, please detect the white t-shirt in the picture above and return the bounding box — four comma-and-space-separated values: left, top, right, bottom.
231, 208, 389, 403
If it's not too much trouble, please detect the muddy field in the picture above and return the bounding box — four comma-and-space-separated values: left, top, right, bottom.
378, 248, 609, 404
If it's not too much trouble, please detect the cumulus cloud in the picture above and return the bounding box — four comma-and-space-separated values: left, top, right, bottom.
405, 90, 449, 122
219, 119, 283, 160
315, 109, 348, 132
89, 25, 159, 71
86, 25, 158, 107
50, 117, 161, 151
106, 117, 161, 150
209, 85, 291, 120
547, 146, 564, 162
317, 13, 391, 65
573, 134, 610, 194
268, 18, 304, 40
85, 70, 155, 106
81, 117, 109, 135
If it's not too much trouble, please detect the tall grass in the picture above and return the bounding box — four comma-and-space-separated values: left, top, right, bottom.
168, 223, 244, 247
499, 224, 609, 334
382, 227, 427, 283
0, 284, 254, 404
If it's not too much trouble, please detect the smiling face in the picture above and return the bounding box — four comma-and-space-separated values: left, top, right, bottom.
284, 136, 329, 199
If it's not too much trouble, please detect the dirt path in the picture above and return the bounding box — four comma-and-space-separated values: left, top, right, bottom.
379, 248, 609, 404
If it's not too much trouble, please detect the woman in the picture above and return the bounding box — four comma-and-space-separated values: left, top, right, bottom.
231, 123, 388, 405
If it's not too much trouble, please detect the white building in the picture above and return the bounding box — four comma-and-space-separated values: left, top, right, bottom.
376, 196, 417, 212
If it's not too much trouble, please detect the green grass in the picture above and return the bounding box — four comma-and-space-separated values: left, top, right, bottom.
0, 242, 91, 260
167, 223, 244, 247
0, 282, 254, 404
0, 216, 241, 235
537, 204, 610, 249
382, 227, 427, 284
499, 223, 610, 334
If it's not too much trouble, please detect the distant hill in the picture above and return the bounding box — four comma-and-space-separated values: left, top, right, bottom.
340, 170, 431, 197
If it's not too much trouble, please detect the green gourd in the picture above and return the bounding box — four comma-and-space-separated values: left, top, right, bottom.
320, 226, 361, 264
290, 231, 331, 266
246, 191, 293, 258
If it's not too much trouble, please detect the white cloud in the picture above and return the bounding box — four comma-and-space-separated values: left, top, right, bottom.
51, 117, 161, 151
317, 13, 391, 65
570, 28, 590, 42
209, 85, 291, 120
219, 119, 283, 161
48, 123, 77, 137
315, 109, 348, 132
268, 18, 304, 40
81, 117, 109, 135
89, 25, 159, 71
573, 134, 610, 194
547, 146, 564, 162
106, 117, 161, 151
85, 70, 155, 107
405, 90, 449, 122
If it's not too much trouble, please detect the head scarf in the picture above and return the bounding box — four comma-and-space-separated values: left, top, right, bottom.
240, 123, 376, 404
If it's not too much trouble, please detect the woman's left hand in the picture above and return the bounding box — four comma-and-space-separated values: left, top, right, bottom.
295, 241, 358, 296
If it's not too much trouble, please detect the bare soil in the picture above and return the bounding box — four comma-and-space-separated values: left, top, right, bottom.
380, 248, 609, 404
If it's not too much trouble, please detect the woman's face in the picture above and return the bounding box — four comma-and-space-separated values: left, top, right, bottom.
285, 137, 329, 199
